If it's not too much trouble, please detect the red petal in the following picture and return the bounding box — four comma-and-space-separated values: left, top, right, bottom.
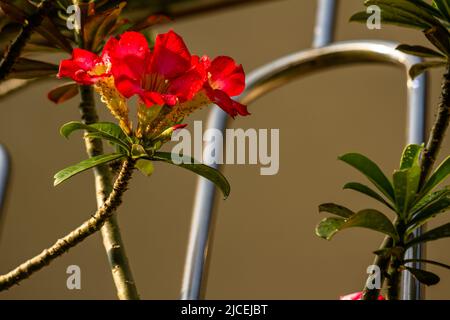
208, 56, 245, 96
168, 69, 205, 101
205, 88, 250, 118
139, 91, 165, 107
115, 75, 143, 98
107, 32, 151, 89
58, 48, 101, 84
150, 30, 191, 79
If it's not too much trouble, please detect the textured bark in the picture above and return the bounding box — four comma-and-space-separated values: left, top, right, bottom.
0, 159, 135, 291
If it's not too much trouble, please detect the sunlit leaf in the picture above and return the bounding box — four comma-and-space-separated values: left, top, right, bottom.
54, 153, 125, 186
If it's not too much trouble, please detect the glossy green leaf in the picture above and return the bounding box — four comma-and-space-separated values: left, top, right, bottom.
397, 44, 445, 58
60, 121, 130, 152
339, 153, 395, 201
152, 152, 230, 199
400, 144, 423, 170
54, 153, 124, 186
316, 217, 346, 240
343, 182, 394, 210
421, 156, 450, 197
407, 222, 450, 247
404, 267, 440, 286
135, 159, 154, 177
408, 197, 450, 230
316, 209, 398, 241
319, 203, 354, 218
409, 61, 447, 79
393, 166, 421, 215
47, 83, 79, 104
411, 186, 450, 214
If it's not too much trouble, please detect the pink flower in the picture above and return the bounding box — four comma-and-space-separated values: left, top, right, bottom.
340, 292, 385, 300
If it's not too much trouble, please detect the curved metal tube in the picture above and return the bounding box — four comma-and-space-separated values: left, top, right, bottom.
0, 145, 10, 226
180, 40, 427, 300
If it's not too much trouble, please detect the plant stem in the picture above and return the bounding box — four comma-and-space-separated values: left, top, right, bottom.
0, 0, 51, 82
362, 236, 393, 300
386, 256, 403, 300
0, 159, 135, 291
363, 65, 450, 300
78, 86, 139, 300
420, 65, 450, 185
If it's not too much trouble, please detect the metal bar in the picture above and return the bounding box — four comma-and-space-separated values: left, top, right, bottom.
313, 0, 338, 48
180, 40, 427, 300
402, 73, 427, 300
0, 145, 10, 228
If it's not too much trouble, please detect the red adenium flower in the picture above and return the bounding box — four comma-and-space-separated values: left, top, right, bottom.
104, 30, 205, 107
340, 292, 385, 300
57, 29, 249, 140
203, 56, 250, 118
57, 48, 109, 85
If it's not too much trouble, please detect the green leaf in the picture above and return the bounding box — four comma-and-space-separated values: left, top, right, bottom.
404, 258, 450, 270
408, 196, 450, 229
424, 26, 450, 56
339, 153, 395, 201
135, 159, 154, 177
409, 61, 447, 79
131, 144, 148, 159
316, 209, 398, 241
421, 156, 450, 196
411, 186, 450, 214
393, 166, 421, 215
47, 83, 79, 104
152, 152, 230, 199
374, 246, 405, 259
365, 0, 440, 25
316, 217, 346, 240
60, 121, 130, 153
7, 58, 58, 79
319, 203, 354, 218
397, 44, 446, 58
54, 153, 124, 186
350, 10, 429, 29
407, 222, 450, 247
400, 144, 423, 170
343, 182, 394, 210
404, 267, 440, 286
434, 0, 450, 20
36, 17, 73, 53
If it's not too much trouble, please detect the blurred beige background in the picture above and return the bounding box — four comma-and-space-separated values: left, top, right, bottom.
1, 0, 450, 299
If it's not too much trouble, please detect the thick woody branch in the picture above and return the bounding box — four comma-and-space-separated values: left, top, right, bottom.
0, 159, 135, 291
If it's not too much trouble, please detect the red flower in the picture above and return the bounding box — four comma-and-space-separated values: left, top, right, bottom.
203, 56, 249, 118
57, 49, 108, 85
340, 292, 385, 300
104, 30, 205, 107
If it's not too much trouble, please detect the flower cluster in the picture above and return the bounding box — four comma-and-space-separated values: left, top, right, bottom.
58, 30, 249, 140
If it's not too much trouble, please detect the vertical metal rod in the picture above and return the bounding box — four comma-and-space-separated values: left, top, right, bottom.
402, 74, 427, 300
313, 0, 338, 48
0, 145, 10, 230
180, 107, 228, 300
180, 0, 340, 300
